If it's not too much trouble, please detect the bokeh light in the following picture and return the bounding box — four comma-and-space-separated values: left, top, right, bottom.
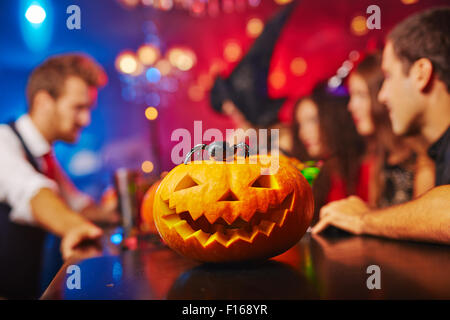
290, 57, 307, 76
145, 106, 158, 120
155, 59, 172, 76
246, 18, 264, 38
141, 160, 154, 173
145, 93, 161, 106
160, 0, 174, 11
198, 74, 214, 90
167, 48, 196, 71
351, 15, 368, 36
25, 4, 46, 24
146, 67, 161, 83
269, 71, 287, 90
224, 41, 242, 63
274, 0, 293, 4
209, 59, 226, 75
118, 0, 140, 8
188, 85, 205, 102
137, 44, 160, 65
116, 51, 139, 74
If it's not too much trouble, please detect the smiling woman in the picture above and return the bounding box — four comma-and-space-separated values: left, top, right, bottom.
291, 82, 366, 222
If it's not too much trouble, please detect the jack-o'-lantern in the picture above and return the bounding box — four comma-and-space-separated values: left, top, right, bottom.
153, 143, 314, 262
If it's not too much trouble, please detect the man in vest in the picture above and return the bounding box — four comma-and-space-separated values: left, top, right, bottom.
0, 54, 118, 299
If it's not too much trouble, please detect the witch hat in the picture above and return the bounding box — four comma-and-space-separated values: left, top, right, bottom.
210, 1, 298, 127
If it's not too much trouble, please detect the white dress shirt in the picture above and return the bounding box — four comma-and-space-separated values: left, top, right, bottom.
0, 114, 92, 225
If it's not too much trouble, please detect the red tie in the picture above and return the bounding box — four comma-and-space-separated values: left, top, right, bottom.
42, 152, 57, 181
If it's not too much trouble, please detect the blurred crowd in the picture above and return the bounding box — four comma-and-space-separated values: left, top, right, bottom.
211, 7, 450, 242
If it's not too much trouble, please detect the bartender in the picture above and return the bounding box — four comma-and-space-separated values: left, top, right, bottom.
0, 54, 118, 299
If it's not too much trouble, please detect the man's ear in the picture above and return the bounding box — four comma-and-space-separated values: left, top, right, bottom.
31, 90, 55, 114
410, 58, 433, 92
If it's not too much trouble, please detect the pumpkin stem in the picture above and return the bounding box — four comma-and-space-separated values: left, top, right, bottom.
184, 142, 250, 164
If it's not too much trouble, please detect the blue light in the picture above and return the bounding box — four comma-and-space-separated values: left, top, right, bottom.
20, 0, 53, 52
145, 93, 161, 106
25, 4, 46, 24
146, 67, 161, 83
110, 233, 123, 245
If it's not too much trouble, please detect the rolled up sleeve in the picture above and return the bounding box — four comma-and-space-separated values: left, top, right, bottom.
0, 129, 58, 225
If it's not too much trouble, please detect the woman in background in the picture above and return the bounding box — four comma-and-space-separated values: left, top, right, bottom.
347, 52, 435, 207
291, 82, 366, 222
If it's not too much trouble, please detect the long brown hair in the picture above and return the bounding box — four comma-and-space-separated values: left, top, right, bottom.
351, 52, 411, 205
291, 82, 365, 219
352, 52, 395, 153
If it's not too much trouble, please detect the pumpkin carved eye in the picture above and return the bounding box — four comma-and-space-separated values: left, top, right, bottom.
174, 174, 199, 192
250, 174, 279, 189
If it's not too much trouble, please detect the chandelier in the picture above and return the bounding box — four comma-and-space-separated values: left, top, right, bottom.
117, 0, 263, 16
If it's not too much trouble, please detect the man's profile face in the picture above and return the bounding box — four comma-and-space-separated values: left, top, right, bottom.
53, 76, 96, 143
378, 41, 423, 136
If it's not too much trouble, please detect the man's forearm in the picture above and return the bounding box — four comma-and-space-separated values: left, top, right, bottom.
362, 185, 450, 244
29, 188, 92, 237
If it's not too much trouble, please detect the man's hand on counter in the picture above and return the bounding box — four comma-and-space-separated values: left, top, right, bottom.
311, 195, 369, 235
60, 222, 103, 260
311, 186, 450, 245
29, 188, 104, 260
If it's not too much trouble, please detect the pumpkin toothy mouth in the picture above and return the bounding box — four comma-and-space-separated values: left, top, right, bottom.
161, 192, 294, 248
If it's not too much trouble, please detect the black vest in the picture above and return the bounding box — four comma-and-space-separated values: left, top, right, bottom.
0, 123, 48, 299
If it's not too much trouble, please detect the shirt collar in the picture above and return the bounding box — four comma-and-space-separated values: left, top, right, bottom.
15, 114, 51, 158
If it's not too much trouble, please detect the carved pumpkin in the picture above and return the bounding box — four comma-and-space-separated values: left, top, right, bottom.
153, 154, 314, 262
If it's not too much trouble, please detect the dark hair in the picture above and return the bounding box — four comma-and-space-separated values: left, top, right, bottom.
388, 7, 450, 91
26, 54, 106, 108
351, 52, 414, 206
292, 82, 365, 218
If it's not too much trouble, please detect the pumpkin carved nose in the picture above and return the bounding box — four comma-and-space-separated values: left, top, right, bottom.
218, 190, 240, 202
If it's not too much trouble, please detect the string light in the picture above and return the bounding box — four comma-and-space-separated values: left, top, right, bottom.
117, 0, 261, 15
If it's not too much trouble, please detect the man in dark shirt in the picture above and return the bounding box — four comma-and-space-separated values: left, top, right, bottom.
428, 127, 450, 186
312, 7, 450, 245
